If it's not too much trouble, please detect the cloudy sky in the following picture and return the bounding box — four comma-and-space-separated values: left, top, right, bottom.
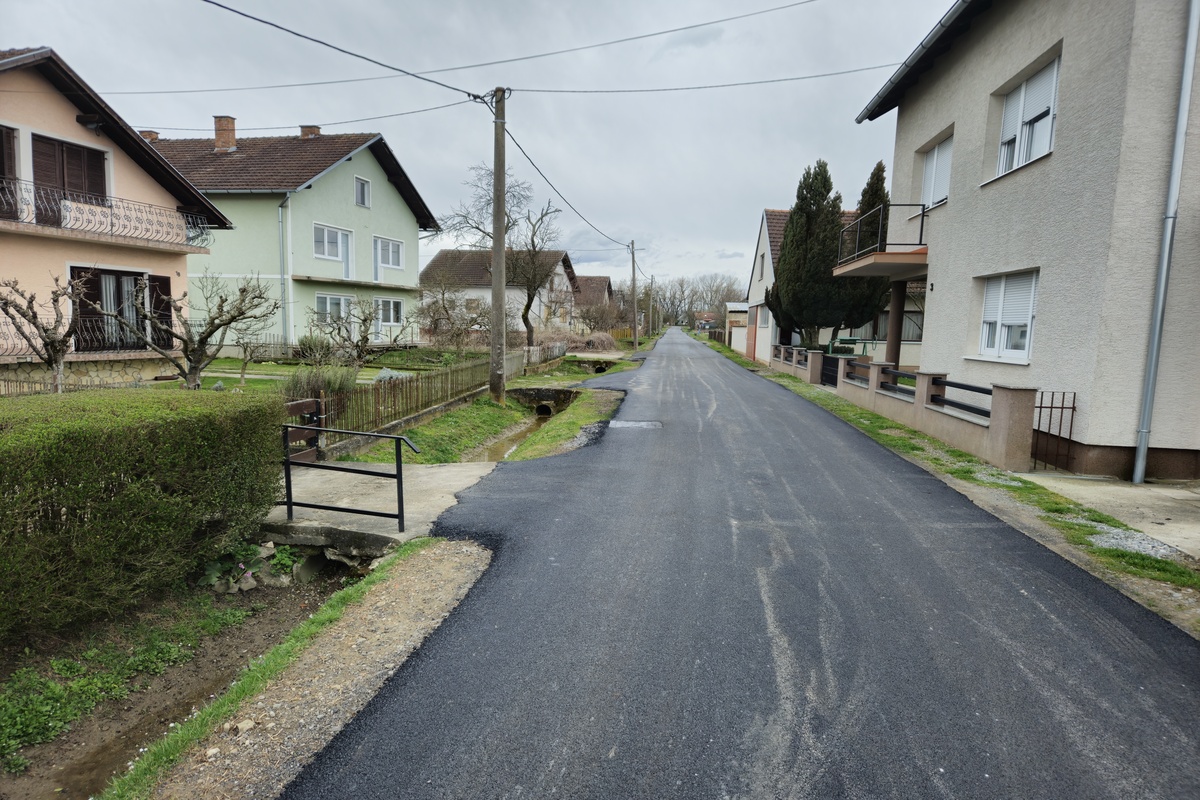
5, 0, 951, 287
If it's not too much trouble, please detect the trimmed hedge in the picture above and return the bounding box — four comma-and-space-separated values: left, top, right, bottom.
0, 390, 284, 644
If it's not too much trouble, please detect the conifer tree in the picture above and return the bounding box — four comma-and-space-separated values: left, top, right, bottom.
775, 160, 845, 343
839, 161, 892, 335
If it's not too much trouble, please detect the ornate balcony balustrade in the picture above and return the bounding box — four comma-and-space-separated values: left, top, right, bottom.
0, 315, 202, 358
0, 177, 213, 248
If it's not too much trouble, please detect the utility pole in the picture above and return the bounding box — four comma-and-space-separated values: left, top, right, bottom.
631, 240, 639, 351
489, 87, 507, 404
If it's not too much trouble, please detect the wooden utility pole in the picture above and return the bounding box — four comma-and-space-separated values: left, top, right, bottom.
631, 240, 639, 351
489, 87, 507, 404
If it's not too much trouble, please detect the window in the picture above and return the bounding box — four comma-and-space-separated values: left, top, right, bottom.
0, 126, 16, 221
980, 271, 1037, 359
355, 177, 370, 207
314, 224, 351, 277
376, 298, 402, 324
70, 266, 170, 351
997, 58, 1059, 176
374, 237, 403, 279
32, 135, 106, 198
921, 135, 953, 208
758, 253, 765, 281
315, 294, 350, 322
758, 307, 769, 327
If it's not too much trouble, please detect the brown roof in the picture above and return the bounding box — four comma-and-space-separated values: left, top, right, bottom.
0, 47, 230, 228
764, 209, 790, 270
575, 275, 613, 306
840, 210, 859, 227
421, 249, 578, 290
153, 133, 438, 229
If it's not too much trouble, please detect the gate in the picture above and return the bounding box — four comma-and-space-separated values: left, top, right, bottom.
820, 356, 840, 387
1032, 391, 1076, 471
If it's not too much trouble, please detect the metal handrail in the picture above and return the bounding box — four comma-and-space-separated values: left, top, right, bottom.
0, 177, 212, 247
930, 395, 991, 419
280, 424, 420, 533
837, 202, 928, 265
932, 376, 992, 396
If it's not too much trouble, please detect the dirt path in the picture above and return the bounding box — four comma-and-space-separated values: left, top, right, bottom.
151, 540, 489, 799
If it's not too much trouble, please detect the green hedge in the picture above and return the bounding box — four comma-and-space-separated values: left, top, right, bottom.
0, 390, 284, 644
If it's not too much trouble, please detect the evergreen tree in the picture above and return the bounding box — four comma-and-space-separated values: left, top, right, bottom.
763, 283, 796, 344
775, 160, 845, 343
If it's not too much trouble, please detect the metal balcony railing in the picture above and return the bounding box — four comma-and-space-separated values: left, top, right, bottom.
0, 315, 200, 357
837, 203, 927, 266
0, 177, 213, 248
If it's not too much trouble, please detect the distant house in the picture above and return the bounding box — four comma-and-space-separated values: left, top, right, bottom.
745, 209, 790, 363
151, 117, 437, 346
0, 47, 230, 387
836, 0, 1200, 478
694, 311, 717, 330
725, 301, 748, 353
420, 249, 580, 331
575, 275, 613, 308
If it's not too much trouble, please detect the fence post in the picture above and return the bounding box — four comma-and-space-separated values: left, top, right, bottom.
282, 426, 295, 521
805, 350, 824, 385
915, 372, 947, 408
989, 384, 1038, 472
869, 361, 892, 394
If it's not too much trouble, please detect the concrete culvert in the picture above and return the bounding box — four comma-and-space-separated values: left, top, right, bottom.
536, 403, 554, 417
594, 365, 607, 373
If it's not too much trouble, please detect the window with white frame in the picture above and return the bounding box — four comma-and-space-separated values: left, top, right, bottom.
314, 224, 349, 260
355, 177, 370, 207
758, 253, 765, 281
997, 58, 1059, 176
315, 294, 350, 322
758, 307, 769, 327
921, 135, 953, 208
375, 237, 403, 274
980, 271, 1037, 359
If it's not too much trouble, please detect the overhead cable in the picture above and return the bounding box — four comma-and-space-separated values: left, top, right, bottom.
135, 99, 473, 132
513, 63, 900, 94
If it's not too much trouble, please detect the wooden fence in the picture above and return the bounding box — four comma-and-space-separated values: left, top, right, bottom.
0, 376, 152, 396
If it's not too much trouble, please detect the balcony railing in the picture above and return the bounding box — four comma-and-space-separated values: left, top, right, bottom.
0, 177, 213, 248
837, 203, 927, 266
0, 315, 200, 358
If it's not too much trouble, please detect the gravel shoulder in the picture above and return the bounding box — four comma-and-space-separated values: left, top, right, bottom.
151, 540, 490, 799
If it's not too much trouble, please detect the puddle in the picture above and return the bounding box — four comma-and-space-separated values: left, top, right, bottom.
472, 416, 551, 461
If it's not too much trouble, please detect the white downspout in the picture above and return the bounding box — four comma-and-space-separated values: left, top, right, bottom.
278, 192, 292, 344
1133, 0, 1200, 483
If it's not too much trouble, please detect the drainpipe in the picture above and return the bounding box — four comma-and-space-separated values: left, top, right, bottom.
1133, 0, 1200, 484
277, 192, 292, 344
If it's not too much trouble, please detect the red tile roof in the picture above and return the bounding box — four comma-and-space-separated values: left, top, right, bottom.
153, 133, 438, 229
421, 249, 577, 290
575, 275, 613, 306
764, 209, 790, 270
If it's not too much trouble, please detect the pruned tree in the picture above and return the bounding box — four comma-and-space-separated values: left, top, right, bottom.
576, 301, 621, 333
307, 298, 393, 371
231, 310, 277, 387
79, 272, 279, 390
441, 164, 564, 346
414, 264, 492, 355
0, 274, 85, 393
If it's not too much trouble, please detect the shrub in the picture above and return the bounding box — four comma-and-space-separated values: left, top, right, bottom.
0, 390, 284, 645
281, 366, 359, 399
295, 333, 333, 365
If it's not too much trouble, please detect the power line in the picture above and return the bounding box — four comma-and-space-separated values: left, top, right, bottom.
134, 99, 473, 132
104, 0, 824, 96
513, 63, 900, 94
504, 128, 628, 249
196, 0, 485, 102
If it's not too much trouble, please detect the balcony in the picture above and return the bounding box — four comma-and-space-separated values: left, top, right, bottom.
0, 315, 196, 360
0, 177, 213, 249
834, 203, 929, 281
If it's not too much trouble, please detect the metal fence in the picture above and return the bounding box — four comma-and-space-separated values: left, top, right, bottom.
1032, 391, 1077, 471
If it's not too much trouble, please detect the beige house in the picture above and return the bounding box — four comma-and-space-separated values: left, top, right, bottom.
420, 249, 580, 331
836, 0, 1200, 479
0, 47, 229, 386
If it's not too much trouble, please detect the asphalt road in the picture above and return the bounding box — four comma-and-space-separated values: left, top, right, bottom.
283, 328, 1200, 800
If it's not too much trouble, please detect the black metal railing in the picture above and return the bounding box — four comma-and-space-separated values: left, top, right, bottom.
843, 359, 871, 386
931, 376, 992, 419
280, 424, 419, 533
837, 203, 927, 266
0, 315, 199, 357
0, 177, 212, 247
880, 367, 917, 397
1032, 391, 1077, 471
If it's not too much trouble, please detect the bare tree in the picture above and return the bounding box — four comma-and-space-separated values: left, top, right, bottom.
307, 298, 399, 371
414, 264, 492, 355
79, 272, 279, 390
506, 202, 564, 345
0, 274, 84, 393
231, 312, 277, 387
576, 301, 621, 333
439, 164, 533, 249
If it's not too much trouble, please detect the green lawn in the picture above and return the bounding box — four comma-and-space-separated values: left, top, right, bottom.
338, 398, 532, 465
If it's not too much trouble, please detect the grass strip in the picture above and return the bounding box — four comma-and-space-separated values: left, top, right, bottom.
340, 398, 531, 465
702, 337, 1200, 593
99, 537, 438, 800
508, 389, 623, 461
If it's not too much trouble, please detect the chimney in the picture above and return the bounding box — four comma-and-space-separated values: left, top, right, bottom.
299, 125, 321, 139
214, 116, 236, 152
139, 130, 159, 143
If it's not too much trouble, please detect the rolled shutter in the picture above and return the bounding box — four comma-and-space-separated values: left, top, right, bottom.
1022, 60, 1057, 123
922, 147, 937, 206
1000, 272, 1035, 324
0, 127, 15, 179
932, 136, 953, 204
63, 144, 86, 193
32, 135, 62, 187
149, 275, 173, 348
1000, 89, 1021, 142
85, 149, 106, 198
982, 276, 1002, 323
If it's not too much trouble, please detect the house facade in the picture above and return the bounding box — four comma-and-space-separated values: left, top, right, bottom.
837, 0, 1200, 478
745, 209, 789, 364
151, 118, 437, 346
420, 249, 580, 332
0, 47, 230, 387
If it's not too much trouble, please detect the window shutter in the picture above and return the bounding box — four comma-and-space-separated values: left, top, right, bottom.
63, 144, 87, 193
982, 277, 1002, 322
1022, 61, 1057, 123
1000, 272, 1035, 324
85, 149, 106, 197
0, 127, 15, 179
922, 147, 937, 205
148, 275, 173, 348
932, 136, 953, 204
1000, 89, 1021, 142
32, 135, 62, 187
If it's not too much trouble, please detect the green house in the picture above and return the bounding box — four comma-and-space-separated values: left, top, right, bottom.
150, 117, 438, 347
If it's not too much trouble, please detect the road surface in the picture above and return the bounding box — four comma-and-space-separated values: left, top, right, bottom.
283, 328, 1200, 799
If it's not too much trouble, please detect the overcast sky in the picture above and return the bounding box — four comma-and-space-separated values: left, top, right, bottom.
5, 0, 951, 288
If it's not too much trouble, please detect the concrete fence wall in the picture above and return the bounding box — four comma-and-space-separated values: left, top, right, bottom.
769, 347, 1036, 473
